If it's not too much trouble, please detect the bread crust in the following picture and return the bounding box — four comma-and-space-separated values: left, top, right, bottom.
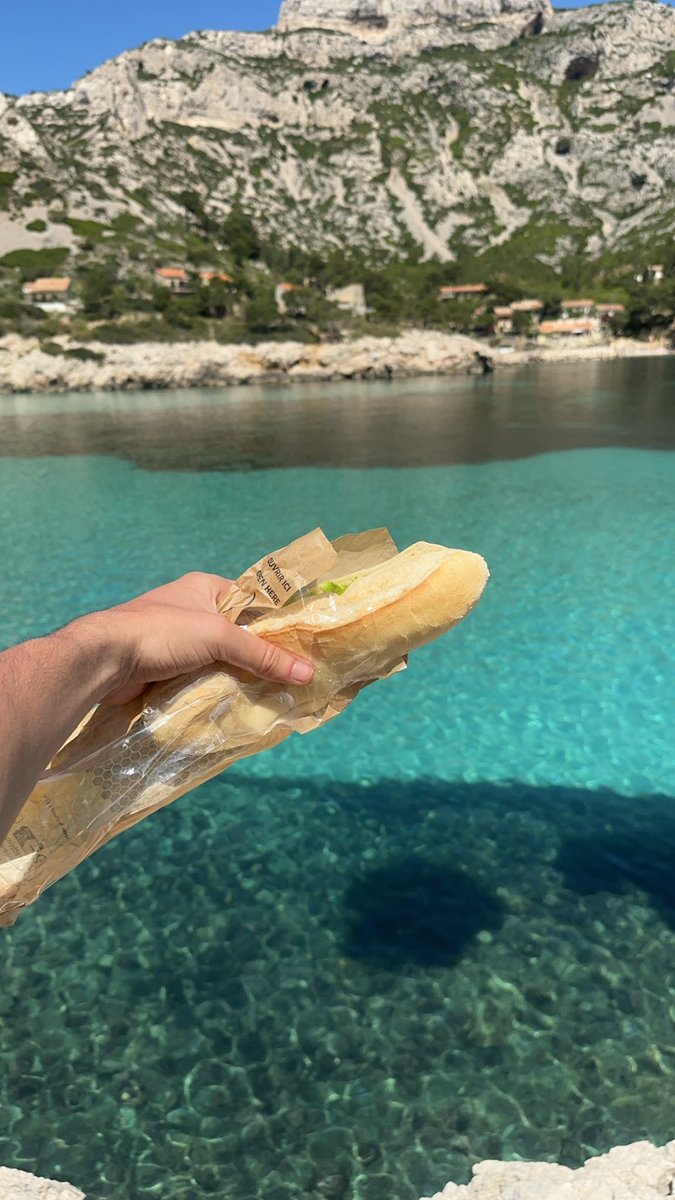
148, 543, 488, 749
252, 542, 488, 663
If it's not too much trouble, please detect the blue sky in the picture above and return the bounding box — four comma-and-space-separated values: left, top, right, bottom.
0, 0, 670, 96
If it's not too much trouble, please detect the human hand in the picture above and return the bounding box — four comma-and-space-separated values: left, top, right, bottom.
81, 572, 314, 705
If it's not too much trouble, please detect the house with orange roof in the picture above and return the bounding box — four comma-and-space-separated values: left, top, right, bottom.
154, 267, 193, 294
22, 277, 75, 313
199, 270, 233, 286
493, 305, 514, 334
539, 318, 600, 338
492, 299, 544, 335
510, 299, 543, 316
275, 281, 301, 313
560, 298, 596, 319
439, 283, 488, 300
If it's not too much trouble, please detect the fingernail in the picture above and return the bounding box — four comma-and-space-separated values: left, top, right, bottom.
291, 660, 313, 684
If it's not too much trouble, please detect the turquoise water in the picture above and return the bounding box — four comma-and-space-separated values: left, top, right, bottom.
0, 367, 674, 1199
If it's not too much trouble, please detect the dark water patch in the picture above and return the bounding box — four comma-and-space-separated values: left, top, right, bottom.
2, 774, 675, 1198
557, 819, 675, 930
343, 859, 506, 968
0, 357, 674, 470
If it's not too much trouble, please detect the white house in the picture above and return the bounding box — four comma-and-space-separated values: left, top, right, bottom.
560, 298, 597, 319
22, 276, 75, 313
154, 267, 193, 294
326, 283, 366, 317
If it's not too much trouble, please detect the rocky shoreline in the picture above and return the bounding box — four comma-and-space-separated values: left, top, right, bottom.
496, 335, 671, 368
0, 331, 491, 394
0, 331, 669, 395
4, 1140, 674, 1199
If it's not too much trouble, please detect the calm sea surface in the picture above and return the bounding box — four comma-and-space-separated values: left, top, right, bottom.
0, 358, 674, 1200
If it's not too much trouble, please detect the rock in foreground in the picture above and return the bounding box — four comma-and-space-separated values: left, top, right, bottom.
422, 1141, 675, 1199
0, 1167, 84, 1200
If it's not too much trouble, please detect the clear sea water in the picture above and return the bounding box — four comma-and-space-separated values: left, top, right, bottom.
0, 358, 674, 1200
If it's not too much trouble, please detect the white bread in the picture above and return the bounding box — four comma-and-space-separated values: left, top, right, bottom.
147, 542, 489, 752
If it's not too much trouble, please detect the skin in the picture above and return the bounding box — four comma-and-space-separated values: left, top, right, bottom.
0, 573, 314, 845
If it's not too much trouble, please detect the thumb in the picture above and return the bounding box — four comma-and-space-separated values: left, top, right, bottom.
211, 617, 314, 685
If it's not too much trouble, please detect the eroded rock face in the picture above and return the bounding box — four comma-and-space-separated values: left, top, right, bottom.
277, 0, 551, 35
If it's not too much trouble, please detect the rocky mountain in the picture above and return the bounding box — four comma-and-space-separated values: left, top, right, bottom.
0, 0, 673, 275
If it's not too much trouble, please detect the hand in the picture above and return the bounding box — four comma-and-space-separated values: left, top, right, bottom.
84, 572, 314, 705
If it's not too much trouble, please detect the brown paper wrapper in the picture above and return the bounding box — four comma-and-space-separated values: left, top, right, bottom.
0, 528, 405, 926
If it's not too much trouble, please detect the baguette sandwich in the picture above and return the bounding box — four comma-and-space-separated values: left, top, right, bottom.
0, 538, 488, 924
147, 540, 489, 753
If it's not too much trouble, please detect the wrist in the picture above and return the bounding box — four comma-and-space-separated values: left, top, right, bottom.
52, 610, 135, 703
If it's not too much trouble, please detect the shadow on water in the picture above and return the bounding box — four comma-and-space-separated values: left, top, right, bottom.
42, 773, 675, 983
342, 858, 506, 968
556, 821, 675, 931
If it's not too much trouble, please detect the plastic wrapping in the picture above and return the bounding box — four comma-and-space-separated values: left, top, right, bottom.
0, 527, 406, 926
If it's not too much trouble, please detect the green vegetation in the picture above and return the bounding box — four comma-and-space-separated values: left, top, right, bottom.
221, 206, 261, 264
40, 341, 104, 363
65, 217, 108, 241
0, 170, 17, 211
28, 178, 58, 203
0, 207, 671, 347
0, 246, 70, 281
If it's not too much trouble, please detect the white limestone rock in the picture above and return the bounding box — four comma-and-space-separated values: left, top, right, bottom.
0, 1167, 85, 1200
421, 1141, 675, 1199
0, 331, 489, 393
277, 0, 550, 36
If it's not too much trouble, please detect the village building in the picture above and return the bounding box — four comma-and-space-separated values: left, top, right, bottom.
275, 281, 300, 313
154, 267, 193, 294
560, 298, 596, 319
511, 299, 543, 317
493, 305, 514, 334
539, 317, 600, 339
21, 277, 75, 313
325, 283, 367, 317
596, 303, 626, 325
492, 299, 543, 335
635, 264, 665, 284
199, 270, 233, 286
439, 283, 488, 300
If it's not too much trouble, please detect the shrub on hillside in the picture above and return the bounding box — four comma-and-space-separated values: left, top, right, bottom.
0, 247, 70, 281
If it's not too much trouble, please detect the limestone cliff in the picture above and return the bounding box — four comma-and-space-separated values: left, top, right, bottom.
0, 0, 673, 269
277, 0, 551, 36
